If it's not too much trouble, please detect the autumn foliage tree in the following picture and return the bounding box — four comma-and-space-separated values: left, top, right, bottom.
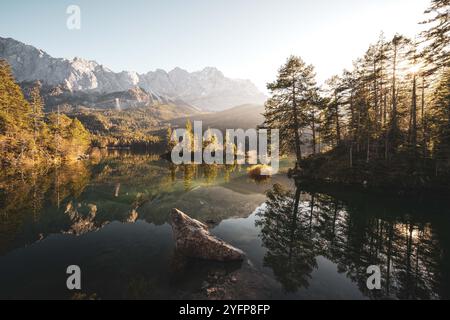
0, 59, 91, 168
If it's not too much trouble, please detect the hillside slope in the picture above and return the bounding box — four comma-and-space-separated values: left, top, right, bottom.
169, 104, 265, 131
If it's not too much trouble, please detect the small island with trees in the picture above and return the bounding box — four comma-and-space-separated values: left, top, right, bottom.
263, 0, 449, 194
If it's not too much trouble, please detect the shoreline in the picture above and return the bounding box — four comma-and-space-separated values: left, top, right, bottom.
294, 174, 450, 199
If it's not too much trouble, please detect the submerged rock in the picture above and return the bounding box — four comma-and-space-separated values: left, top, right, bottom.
170, 208, 245, 262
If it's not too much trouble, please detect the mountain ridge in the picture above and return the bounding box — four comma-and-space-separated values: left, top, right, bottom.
0, 36, 266, 111
169, 104, 265, 132
19, 80, 200, 115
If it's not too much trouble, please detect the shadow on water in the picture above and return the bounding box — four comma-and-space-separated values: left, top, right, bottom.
256, 182, 450, 300
0, 152, 449, 299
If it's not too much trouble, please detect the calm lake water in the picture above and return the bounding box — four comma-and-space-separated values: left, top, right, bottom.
0, 152, 449, 300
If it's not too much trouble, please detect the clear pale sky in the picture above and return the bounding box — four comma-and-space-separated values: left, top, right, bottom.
0, 0, 430, 92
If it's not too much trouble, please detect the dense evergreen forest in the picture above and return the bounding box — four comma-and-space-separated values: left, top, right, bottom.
0, 61, 167, 170
67, 108, 161, 150
264, 0, 450, 191
1, 0, 448, 194
0, 60, 90, 168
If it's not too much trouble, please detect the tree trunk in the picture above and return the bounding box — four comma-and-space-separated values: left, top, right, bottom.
411, 74, 418, 158
421, 77, 427, 159
350, 91, 355, 141
334, 94, 341, 145
350, 144, 353, 168
389, 42, 399, 156
292, 83, 302, 167
373, 58, 379, 133
311, 115, 316, 155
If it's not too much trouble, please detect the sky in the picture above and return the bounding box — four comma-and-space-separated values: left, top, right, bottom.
0, 0, 431, 92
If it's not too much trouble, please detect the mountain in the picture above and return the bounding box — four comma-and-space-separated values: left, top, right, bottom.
169, 104, 265, 131
140, 67, 267, 111
19, 81, 200, 115
0, 36, 266, 111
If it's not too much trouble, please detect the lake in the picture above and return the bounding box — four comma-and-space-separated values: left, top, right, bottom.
0, 151, 449, 300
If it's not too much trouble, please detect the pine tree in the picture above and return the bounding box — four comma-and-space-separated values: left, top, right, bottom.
386, 35, 411, 156
29, 82, 45, 145
421, 0, 450, 71
264, 56, 318, 167
166, 125, 177, 153
323, 76, 344, 147
185, 119, 195, 151
305, 92, 322, 154
0, 59, 34, 165
431, 68, 450, 167
0, 59, 32, 132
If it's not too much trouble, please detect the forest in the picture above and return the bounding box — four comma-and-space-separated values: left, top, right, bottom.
0, 61, 168, 170
0, 60, 90, 168
1, 0, 450, 302
263, 0, 450, 191
1, 0, 449, 194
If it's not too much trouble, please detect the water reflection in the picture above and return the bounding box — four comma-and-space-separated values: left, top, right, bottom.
256, 184, 317, 292
0, 153, 265, 255
0, 162, 92, 254
0, 153, 449, 299
256, 183, 450, 300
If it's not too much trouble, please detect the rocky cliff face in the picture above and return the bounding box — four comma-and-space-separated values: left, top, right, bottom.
141, 66, 267, 111
0, 37, 266, 111
19, 80, 196, 113
0, 37, 140, 93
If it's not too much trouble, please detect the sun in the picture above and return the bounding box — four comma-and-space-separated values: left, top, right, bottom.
409, 63, 422, 75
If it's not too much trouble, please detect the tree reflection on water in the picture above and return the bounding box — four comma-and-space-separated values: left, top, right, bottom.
256, 184, 317, 292
0, 153, 252, 254
256, 183, 450, 299
1, 153, 449, 299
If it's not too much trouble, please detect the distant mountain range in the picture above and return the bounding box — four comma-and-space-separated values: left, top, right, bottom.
19, 81, 200, 115
0, 36, 266, 111
170, 104, 265, 131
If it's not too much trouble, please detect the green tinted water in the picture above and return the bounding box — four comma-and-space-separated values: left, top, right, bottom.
0, 152, 449, 300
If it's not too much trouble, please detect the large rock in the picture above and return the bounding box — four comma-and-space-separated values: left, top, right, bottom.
170, 208, 245, 262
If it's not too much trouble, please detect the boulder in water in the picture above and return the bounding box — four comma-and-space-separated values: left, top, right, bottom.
170, 208, 245, 262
